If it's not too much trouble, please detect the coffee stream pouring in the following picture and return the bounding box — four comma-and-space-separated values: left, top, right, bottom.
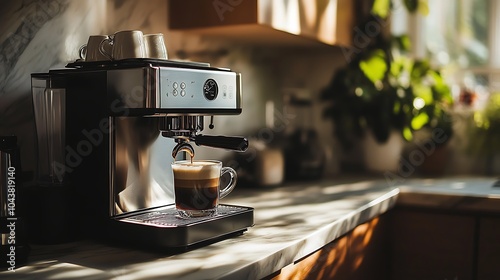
172, 142, 195, 161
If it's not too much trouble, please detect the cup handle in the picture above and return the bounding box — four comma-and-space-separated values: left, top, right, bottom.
99, 37, 113, 60
219, 167, 237, 199
79, 44, 87, 60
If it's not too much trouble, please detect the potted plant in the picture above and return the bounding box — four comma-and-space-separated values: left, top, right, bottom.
321, 1, 452, 173
467, 93, 500, 175
406, 59, 454, 176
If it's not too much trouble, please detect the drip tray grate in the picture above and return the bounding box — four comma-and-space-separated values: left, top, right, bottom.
123, 205, 250, 227
109, 204, 254, 249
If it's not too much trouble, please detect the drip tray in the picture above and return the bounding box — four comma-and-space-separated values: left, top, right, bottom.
108, 204, 254, 250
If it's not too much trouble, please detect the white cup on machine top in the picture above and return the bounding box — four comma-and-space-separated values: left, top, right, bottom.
143, 33, 168, 59
99, 30, 146, 60
79, 35, 111, 61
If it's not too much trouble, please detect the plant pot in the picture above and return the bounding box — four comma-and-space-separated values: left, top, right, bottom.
418, 144, 449, 176
363, 130, 404, 173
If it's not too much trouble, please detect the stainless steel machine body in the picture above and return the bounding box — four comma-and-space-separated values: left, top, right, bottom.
31, 59, 252, 249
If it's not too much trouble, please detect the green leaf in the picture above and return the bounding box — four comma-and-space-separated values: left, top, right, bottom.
428, 71, 453, 104
394, 35, 412, 52
411, 112, 429, 130
359, 50, 387, 84
411, 60, 430, 82
418, 0, 429, 16
403, 126, 413, 141
390, 59, 404, 77
390, 56, 412, 78
404, 0, 418, 12
393, 101, 401, 114
413, 84, 433, 104
372, 0, 391, 19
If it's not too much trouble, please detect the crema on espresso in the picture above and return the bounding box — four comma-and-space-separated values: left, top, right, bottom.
172, 161, 221, 211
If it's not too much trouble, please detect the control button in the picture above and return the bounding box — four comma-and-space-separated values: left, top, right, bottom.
180, 89, 186, 97
173, 89, 178, 96
180, 82, 186, 89
229, 86, 234, 99
173, 82, 178, 89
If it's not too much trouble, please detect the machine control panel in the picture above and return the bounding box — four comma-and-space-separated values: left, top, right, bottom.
159, 67, 239, 110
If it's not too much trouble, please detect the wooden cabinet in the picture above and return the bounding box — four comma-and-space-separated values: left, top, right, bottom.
387, 208, 500, 280
477, 217, 500, 279
389, 209, 476, 280
267, 206, 500, 280
168, 0, 355, 48
270, 216, 390, 280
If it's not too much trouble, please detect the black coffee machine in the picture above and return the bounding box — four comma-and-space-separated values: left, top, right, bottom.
30, 59, 252, 249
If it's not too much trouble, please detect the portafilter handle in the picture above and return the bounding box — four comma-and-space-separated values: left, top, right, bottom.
193, 135, 248, 152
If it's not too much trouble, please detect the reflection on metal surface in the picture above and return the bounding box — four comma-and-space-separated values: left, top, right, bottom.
111, 117, 175, 215
31, 78, 66, 183
107, 67, 159, 109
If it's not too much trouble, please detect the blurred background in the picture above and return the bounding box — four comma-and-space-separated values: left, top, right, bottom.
0, 0, 499, 187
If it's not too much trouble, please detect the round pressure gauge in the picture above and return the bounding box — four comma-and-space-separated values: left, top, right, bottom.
203, 79, 218, 100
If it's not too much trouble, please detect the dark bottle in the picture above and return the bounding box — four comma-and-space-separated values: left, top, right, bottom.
0, 136, 29, 270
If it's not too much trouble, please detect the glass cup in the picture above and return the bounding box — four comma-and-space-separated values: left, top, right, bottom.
171, 160, 237, 218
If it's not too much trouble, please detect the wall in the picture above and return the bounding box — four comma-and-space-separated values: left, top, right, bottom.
1, 0, 158, 177
0, 0, 346, 180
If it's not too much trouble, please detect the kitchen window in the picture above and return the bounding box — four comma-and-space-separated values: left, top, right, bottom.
392, 0, 500, 103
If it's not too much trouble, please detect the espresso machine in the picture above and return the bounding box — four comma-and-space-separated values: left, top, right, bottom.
31, 58, 252, 249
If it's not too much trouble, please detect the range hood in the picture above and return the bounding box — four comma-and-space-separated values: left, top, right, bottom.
168, 0, 354, 48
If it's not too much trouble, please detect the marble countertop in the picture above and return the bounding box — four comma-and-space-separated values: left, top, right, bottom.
396, 177, 500, 212
2, 177, 500, 279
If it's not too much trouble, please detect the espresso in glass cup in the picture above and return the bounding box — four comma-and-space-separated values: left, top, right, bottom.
172, 160, 237, 218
